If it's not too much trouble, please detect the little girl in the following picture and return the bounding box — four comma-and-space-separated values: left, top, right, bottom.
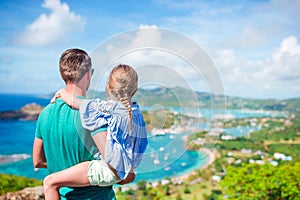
44, 64, 148, 199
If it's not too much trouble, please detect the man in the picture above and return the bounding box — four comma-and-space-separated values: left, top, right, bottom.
33, 48, 133, 199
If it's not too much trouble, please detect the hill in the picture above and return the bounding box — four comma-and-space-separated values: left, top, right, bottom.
87, 86, 300, 112
0, 103, 43, 120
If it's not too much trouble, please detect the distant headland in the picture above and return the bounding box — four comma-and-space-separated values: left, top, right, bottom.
0, 86, 299, 121
0, 103, 43, 121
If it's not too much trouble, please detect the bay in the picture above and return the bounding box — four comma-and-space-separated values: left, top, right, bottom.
0, 94, 206, 182
0, 94, 281, 182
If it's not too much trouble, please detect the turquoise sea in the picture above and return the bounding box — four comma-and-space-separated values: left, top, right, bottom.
0, 94, 283, 182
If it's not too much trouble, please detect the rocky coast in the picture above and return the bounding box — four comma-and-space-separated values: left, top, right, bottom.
0, 103, 43, 121
0, 186, 44, 200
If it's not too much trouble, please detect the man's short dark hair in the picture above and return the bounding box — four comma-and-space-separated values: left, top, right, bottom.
59, 48, 92, 84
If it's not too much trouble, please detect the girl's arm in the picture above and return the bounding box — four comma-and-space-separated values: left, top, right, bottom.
92, 131, 107, 158
93, 131, 135, 184
57, 89, 82, 109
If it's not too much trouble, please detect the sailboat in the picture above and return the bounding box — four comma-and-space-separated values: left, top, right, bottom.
153, 153, 160, 165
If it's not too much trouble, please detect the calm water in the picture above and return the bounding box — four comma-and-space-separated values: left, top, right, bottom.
0, 94, 280, 182
0, 94, 207, 182
0, 120, 205, 182
0, 94, 50, 179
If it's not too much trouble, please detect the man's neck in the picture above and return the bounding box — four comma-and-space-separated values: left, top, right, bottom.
65, 84, 86, 97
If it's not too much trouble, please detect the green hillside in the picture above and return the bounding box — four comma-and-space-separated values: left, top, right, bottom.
87, 86, 300, 112
0, 174, 42, 195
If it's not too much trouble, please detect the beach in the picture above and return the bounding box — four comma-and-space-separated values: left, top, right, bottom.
0, 154, 31, 165
170, 148, 216, 183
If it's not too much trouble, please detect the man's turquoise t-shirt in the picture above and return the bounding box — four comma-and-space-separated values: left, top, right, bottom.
35, 99, 115, 199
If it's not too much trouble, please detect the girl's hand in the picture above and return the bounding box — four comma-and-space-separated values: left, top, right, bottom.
50, 89, 63, 104
117, 171, 136, 185
59, 89, 81, 109
50, 89, 81, 109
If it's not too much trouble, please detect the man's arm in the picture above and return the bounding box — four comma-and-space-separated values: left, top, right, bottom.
32, 138, 47, 168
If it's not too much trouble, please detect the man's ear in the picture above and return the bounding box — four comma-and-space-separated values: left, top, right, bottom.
86, 70, 92, 81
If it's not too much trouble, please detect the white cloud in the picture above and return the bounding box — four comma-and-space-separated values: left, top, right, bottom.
91, 23, 300, 99
272, 36, 300, 63
15, 0, 85, 46
157, 0, 300, 54
215, 49, 236, 68
266, 36, 300, 81
214, 36, 300, 98
131, 25, 161, 47
90, 26, 223, 95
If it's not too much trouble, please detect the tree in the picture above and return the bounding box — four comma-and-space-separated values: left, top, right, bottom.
220, 162, 300, 199
184, 185, 191, 194
137, 180, 147, 190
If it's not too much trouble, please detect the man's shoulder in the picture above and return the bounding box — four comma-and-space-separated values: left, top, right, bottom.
37, 103, 54, 117
41, 102, 54, 111
38, 99, 76, 118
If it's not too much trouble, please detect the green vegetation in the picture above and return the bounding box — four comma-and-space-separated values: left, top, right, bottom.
216, 114, 300, 199
115, 168, 220, 200
251, 126, 300, 142
142, 109, 175, 130
217, 139, 264, 151
252, 129, 293, 141
89, 86, 300, 110
223, 116, 286, 128
115, 112, 300, 199
186, 131, 207, 150
141, 108, 200, 132
3, 87, 300, 198
188, 131, 207, 139
221, 162, 300, 199
268, 144, 300, 161
134, 87, 210, 107
0, 174, 42, 195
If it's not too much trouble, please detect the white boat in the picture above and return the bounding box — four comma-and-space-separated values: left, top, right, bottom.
153, 159, 160, 165
159, 147, 165, 152
153, 153, 160, 165
151, 128, 166, 136
164, 153, 169, 160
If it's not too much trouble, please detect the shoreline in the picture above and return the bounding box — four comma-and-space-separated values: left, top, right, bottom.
0, 154, 31, 165
117, 147, 216, 191
0, 134, 215, 186
170, 147, 216, 183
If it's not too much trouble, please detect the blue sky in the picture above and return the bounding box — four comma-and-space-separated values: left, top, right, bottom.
0, 0, 299, 99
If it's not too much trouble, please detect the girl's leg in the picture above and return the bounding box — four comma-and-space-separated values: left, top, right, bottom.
43, 161, 91, 200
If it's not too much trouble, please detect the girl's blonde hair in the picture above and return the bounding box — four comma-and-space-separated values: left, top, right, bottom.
107, 64, 138, 135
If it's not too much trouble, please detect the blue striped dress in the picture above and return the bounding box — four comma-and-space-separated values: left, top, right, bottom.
79, 99, 148, 180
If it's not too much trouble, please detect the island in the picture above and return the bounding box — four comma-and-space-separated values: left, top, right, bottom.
1, 87, 300, 199
0, 103, 43, 121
